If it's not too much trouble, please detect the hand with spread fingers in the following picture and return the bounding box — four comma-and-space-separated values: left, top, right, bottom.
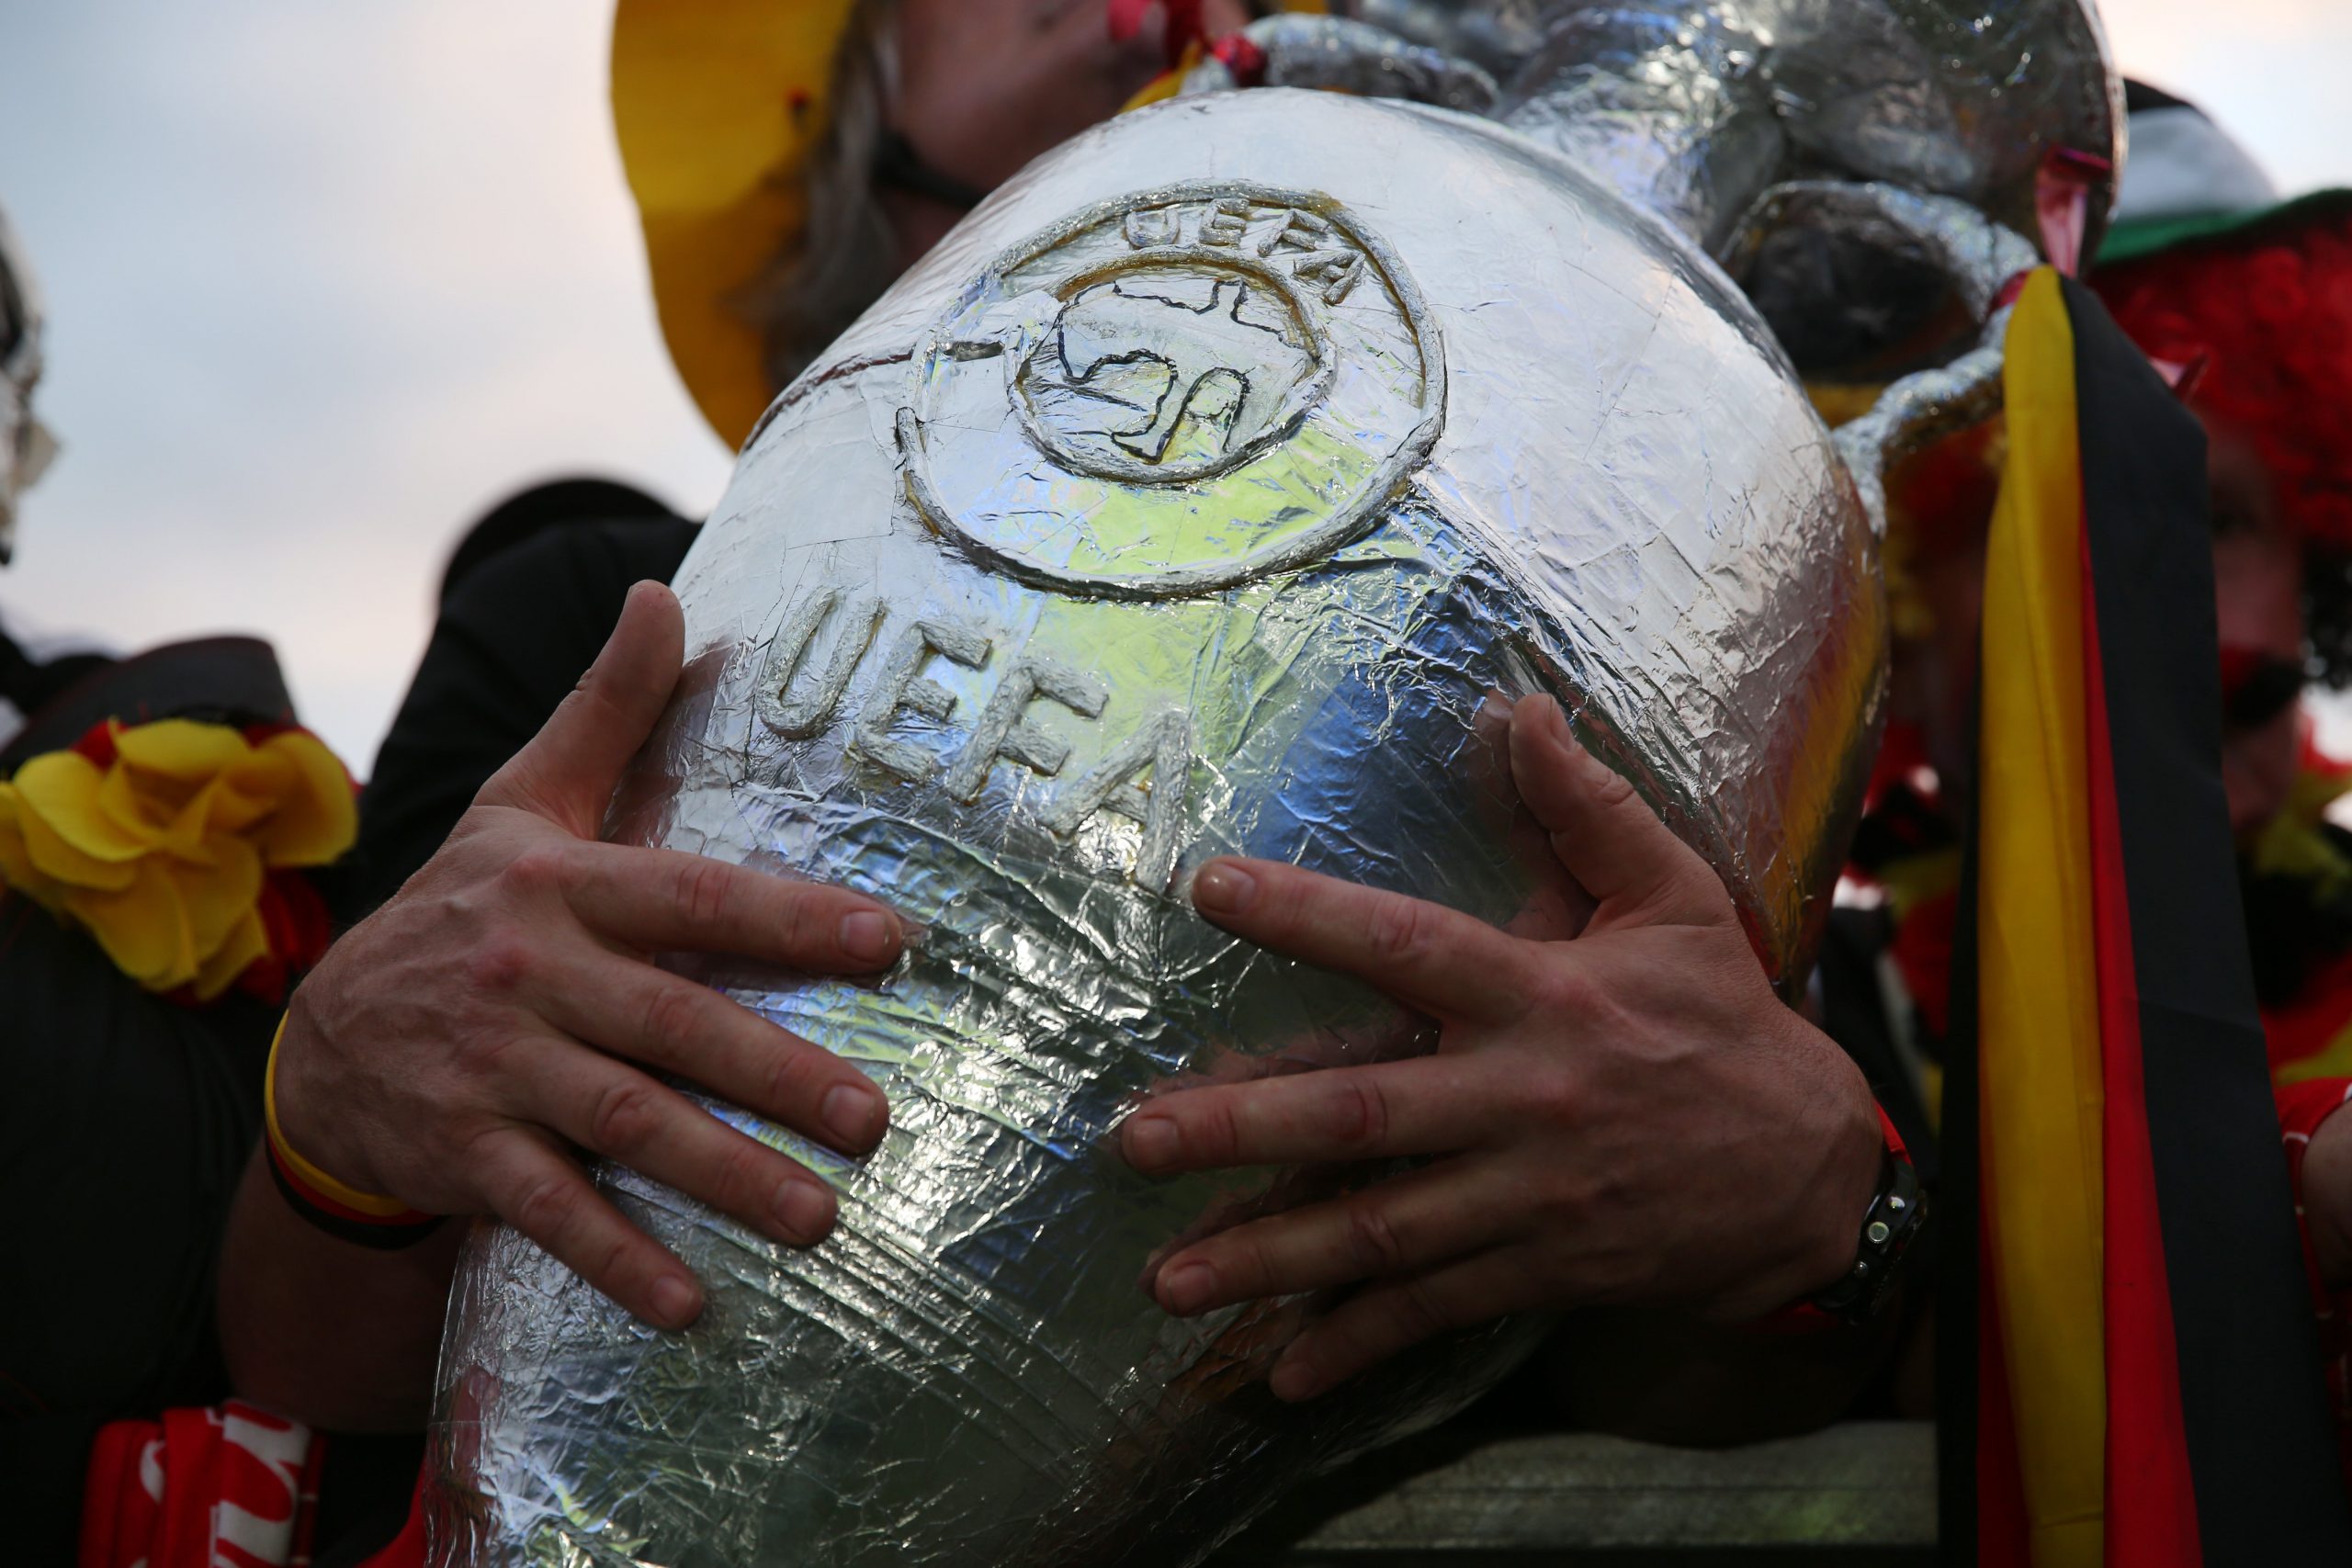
1120, 694, 1884, 1404
261, 581, 904, 1333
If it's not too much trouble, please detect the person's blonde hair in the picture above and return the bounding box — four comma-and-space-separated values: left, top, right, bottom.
742, 0, 905, 389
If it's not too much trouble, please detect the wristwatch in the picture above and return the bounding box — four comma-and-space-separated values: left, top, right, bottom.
1808, 1112, 1928, 1326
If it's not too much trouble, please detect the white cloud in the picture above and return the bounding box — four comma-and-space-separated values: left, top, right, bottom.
2100, 0, 2352, 195
0, 0, 731, 769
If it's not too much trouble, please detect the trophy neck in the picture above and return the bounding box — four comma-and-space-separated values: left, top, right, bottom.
1482, 0, 2117, 266
1497, 3, 1784, 257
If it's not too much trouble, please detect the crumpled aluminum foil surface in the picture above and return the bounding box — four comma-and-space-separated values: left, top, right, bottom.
426, 89, 1879, 1566
427, 6, 2114, 1562
1300, 0, 2118, 388
1317, 0, 2120, 265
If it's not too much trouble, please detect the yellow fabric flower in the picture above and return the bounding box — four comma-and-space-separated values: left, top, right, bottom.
0, 719, 356, 998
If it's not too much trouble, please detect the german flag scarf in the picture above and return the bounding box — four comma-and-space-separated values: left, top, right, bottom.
1937, 269, 2352, 1563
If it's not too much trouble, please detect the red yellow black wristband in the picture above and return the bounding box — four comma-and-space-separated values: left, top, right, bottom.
264, 1016, 445, 1250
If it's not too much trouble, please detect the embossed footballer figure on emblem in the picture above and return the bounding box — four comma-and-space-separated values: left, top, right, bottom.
1017, 262, 1322, 480
898, 184, 1444, 600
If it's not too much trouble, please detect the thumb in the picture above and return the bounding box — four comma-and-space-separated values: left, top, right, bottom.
1507, 694, 1727, 929
480, 581, 685, 836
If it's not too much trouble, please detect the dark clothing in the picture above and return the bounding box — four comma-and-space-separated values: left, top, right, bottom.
0, 638, 297, 1562
0, 906, 280, 1561
0, 509, 695, 1560
1814, 905, 1940, 1187
436, 479, 679, 613
334, 516, 698, 922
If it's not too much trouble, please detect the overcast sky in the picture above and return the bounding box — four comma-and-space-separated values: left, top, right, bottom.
3, 1, 2348, 769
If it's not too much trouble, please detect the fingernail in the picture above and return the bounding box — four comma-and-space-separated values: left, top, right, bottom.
775, 1178, 836, 1242
1159, 1260, 1216, 1315
1270, 1352, 1324, 1402
1125, 1113, 1180, 1173
1192, 862, 1257, 916
821, 1083, 886, 1151
839, 910, 898, 965
650, 1273, 700, 1327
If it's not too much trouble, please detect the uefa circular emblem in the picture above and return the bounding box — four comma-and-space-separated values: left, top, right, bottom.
897, 183, 1445, 600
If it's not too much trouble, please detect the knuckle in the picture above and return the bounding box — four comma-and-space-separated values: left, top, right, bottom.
767, 886, 829, 956
1343, 1201, 1411, 1276
459, 935, 536, 998
760, 1041, 828, 1116
494, 844, 570, 901
634, 981, 707, 1062
1489, 958, 1545, 1025
509, 1169, 582, 1246
1325, 1075, 1393, 1151
590, 1231, 644, 1298
1585, 1248, 1664, 1305
1533, 1172, 1589, 1226
1586, 764, 1641, 814
587, 1078, 666, 1156
1527, 1066, 1581, 1127
1540, 964, 1605, 1020
449, 1027, 519, 1091
1224, 1230, 1275, 1294
673, 856, 742, 934
1199, 1094, 1245, 1164
1390, 1280, 1453, 1340
1363, 898, 1432, 965
710, 1137, 775, 1211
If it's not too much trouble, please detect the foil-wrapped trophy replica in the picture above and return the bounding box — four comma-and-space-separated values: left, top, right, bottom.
429, 4, 2118, 1562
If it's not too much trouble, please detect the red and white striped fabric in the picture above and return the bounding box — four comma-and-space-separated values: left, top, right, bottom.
78, 1402, 324, 1568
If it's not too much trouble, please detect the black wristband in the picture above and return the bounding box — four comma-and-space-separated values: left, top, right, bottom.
1808, 1148, 1927, 1325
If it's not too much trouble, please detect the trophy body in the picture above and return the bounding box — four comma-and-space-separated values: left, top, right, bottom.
429, 91, 1883, 1566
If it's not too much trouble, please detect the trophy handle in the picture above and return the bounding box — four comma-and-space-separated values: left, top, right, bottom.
1722, 181, 2041, 539
1178, 14, 1498, 112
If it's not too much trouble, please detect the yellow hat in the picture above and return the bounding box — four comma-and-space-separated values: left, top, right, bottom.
613, 1, 1329, 449
612, 0, 859, 450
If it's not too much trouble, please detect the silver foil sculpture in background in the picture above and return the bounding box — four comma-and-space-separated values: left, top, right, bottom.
428, 5, 2116, 1563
